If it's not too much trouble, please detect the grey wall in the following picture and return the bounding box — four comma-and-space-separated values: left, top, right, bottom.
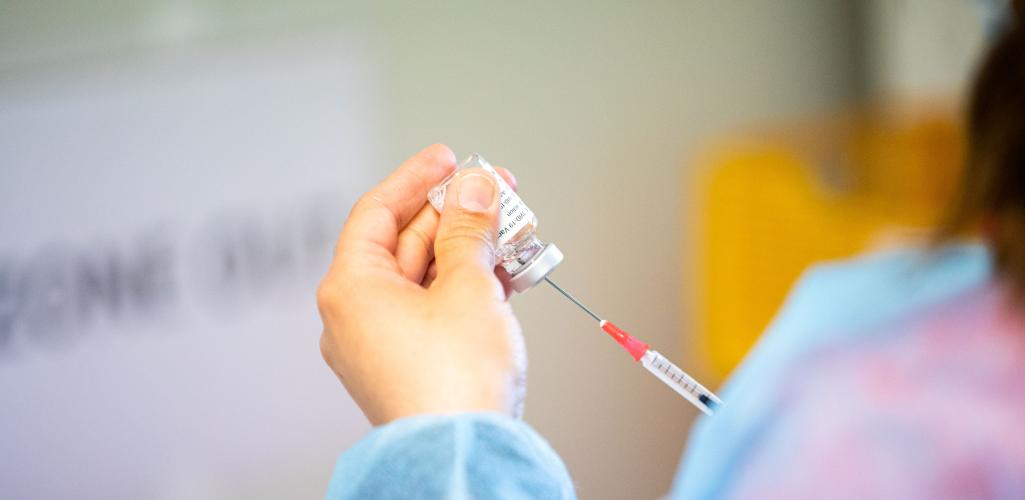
378, 4, 861, 499
0, 2, 862, 499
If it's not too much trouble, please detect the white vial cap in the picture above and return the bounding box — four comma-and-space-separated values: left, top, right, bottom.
507, 243, 564, 293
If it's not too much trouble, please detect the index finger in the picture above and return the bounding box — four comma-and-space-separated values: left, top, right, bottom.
338, 144, 458, 255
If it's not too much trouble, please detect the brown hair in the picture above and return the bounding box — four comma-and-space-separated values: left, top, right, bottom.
940, 0, 1025, 297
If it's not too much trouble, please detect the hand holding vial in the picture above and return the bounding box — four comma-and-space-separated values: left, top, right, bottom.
318, 146, 718, 427
316, 145, 526, 425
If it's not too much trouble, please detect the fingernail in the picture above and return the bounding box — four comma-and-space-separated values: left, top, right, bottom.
457, 173, 495, 212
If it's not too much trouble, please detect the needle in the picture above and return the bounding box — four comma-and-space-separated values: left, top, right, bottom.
543, 276, 601, 322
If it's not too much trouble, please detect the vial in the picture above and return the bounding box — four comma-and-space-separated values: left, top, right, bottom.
428, 153, 563, 293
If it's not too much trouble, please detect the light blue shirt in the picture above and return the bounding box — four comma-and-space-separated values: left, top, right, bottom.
327, 245, 991, 499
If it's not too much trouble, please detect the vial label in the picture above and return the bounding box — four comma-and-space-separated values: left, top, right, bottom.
494, 173, 535, 246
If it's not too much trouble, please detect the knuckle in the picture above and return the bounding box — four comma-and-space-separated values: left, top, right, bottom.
353, 192, 398, 224
404, 224, 434, 253
316, 279, 342, 315
437, 217, 496, 252
422, 143, 456, 163
348, 193, 372, 219
319, 333, 333, 364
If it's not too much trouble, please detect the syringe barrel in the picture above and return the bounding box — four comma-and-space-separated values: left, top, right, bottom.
640, 350, 721, 415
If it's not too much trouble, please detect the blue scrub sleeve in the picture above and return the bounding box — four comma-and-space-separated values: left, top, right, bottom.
670, 245, 992, 499
326, 412, 576, 499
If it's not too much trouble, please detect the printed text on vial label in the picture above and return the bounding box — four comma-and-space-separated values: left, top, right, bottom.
496, 184, 534, 245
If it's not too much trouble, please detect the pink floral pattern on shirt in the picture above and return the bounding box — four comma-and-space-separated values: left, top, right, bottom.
730, 286, 1025, 500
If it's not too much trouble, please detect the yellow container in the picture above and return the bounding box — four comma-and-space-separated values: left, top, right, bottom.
687, 108, 963, 377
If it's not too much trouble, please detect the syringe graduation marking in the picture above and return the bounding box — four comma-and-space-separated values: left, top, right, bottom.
654, 356, 692, 391
659, 360, 696, 391
644, 351, 720, 414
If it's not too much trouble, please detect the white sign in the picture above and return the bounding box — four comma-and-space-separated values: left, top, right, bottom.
0, 35, 381, 499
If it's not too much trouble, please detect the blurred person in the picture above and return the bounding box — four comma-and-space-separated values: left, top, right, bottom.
315, 2, 1025, 498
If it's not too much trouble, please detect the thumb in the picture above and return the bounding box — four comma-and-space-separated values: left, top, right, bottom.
433, 168, 502, 287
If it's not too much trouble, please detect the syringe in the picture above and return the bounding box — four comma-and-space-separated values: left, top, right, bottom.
543, 277, 723, 415
427, 153, 722, 414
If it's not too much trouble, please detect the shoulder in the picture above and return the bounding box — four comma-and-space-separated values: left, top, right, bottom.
726, 243, 992, 391
735, 283, 1025, 498
671, 244, 993, 499
775, 243, 992, 342
721, 248, 1025, 498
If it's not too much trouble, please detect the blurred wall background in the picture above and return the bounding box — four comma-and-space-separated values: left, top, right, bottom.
688, 0, 985, 379
0, 1, 984, 499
